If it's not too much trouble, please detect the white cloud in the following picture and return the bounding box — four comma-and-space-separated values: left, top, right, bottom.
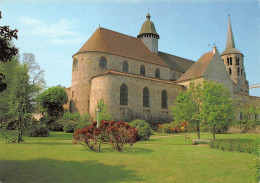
47, 37, 88, 44
20, 17, 84, 44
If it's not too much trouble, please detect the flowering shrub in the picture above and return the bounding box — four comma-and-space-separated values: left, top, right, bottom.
73, 121, 138, 152
157, 123, 182, 133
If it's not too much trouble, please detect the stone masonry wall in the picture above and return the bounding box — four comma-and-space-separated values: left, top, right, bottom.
89, 72, 185, 118
69, 51, 171, 115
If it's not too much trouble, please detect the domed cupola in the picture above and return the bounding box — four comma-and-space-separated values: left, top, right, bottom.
137, 13, 159, 54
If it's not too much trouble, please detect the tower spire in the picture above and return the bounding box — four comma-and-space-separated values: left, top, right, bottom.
226, 15, 236, 49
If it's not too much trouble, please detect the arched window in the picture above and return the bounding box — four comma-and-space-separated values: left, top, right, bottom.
227, 57, 230, 65
143, 87, 150, 107
237, 67, 240, 75
120, 84, 128, 105
155, 68, 160, 78
140, 65, 145, 76
73, 58, 78, 70
161, 90, 167, 109
229, 68, 232, 75
99, 57, 107, 68
230, 57, 233, 65
122, 61, 129, 73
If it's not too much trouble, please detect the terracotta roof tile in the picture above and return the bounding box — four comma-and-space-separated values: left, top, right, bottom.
77, 27, 168, 67
176, 51, 214, 82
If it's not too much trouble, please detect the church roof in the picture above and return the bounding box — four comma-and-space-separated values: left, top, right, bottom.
176, 51, 214, 82
77, 27, 168, 67
158, 52, 195, 72
221, 17, 242, 56
137, 13, 159, 37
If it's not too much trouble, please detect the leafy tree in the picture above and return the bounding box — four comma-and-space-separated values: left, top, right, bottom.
0, 54, 45, 143
0, 11, 19, 92
37, 86, 68, 117
171, 82, 201, 139
7, 63, 41, 142
200, 80, 235, 140
0, 56, 19, 122
171, 80, 235, 140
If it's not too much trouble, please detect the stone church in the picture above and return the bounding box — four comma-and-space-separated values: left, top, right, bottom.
65, 13, 260, 120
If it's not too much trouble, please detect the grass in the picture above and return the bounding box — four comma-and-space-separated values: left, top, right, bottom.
0, 131, 258, 183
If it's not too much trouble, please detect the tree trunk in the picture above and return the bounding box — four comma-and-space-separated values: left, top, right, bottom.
197, 127, 200, 140
17, 118, 23, 143
213, 132, 215, 140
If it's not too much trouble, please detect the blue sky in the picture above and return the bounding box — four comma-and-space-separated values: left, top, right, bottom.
1, 0, 259, 97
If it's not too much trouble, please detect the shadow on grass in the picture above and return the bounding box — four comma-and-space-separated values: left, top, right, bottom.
25, 141, 74, 146
79, 145, 154, 154
0, 159, 143, 183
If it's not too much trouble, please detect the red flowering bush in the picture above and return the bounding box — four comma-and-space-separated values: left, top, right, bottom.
73, 121, 138, 152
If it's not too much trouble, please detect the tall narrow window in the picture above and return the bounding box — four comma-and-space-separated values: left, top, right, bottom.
237, 67, 240, 75
241, 68, 244, 76
140, 65, 145, 76
120, 84, 128, 105
143, 87, 150, 107
161, 90, 167, 109
99, 57, 107, 68
73, 58, 78, 70
229, 68, 232, 75
230, 57, 233, 65
227, 57, 230, 65
122, 61, 129, 73
155, 68, 160, 78
236, 57, 239, 65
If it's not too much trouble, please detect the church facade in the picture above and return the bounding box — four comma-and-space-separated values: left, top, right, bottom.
65, 13, 260, 120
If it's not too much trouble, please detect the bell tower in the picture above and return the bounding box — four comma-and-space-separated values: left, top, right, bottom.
137, 13, 159, 54
221, 15, 249, 95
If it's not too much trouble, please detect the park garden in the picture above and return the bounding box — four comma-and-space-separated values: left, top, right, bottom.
0, 10, 259, 183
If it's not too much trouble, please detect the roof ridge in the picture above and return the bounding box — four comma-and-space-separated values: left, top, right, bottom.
158, 51, 195, 62
99, 27, 138, 39
176, 51, 213, 82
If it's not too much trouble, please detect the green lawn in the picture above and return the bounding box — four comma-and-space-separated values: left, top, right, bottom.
0, 132, 258, 183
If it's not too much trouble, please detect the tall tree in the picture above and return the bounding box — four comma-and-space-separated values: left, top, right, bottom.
0, 11, 19, 92
171, 80, 235, 140
1, 54, 45, 143
0, 56, 19, 122
200, 80, 235, 140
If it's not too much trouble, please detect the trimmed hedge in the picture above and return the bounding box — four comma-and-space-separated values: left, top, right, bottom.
28, 125, 50, 137
209, 139, 258, 154
130, 119, 153, 141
